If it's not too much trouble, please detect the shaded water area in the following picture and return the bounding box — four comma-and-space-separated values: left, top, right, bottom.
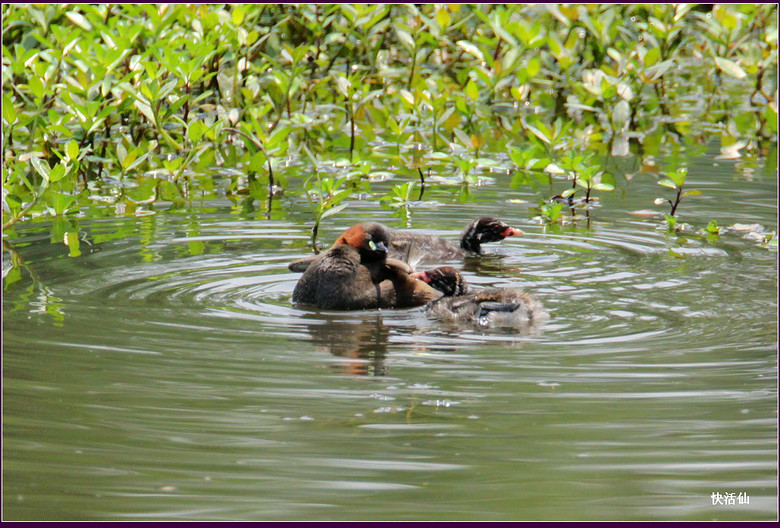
2, 144, 777, 521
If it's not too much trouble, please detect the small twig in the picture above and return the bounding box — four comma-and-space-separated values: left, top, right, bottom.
670, 186, 683, 217
2, 180, 50, 231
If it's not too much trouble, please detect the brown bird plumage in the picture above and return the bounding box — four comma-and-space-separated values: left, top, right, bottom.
288, 217, 524, 272
292, 223, 443, 310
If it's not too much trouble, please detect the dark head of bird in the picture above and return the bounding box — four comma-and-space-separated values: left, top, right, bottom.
335, 223, 391, 262
411, 266, 469, 297
460, 217, 524, 254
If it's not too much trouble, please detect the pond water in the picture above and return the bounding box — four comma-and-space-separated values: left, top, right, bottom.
2, 143, 777, 521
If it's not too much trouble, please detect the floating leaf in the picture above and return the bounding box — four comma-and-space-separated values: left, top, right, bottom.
731, 223, 764, 232
704, 220, 720, 234
630, 209, 662, 217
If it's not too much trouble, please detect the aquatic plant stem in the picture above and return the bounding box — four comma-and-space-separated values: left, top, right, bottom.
2, 180, 50, 231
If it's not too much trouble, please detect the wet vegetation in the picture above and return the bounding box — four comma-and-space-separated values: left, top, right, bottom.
2, 4, 777, 249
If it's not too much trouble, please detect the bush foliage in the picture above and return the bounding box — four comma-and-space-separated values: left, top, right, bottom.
2, 4, 777, 233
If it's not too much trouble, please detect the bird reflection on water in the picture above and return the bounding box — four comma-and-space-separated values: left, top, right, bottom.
302, 316, 391, 377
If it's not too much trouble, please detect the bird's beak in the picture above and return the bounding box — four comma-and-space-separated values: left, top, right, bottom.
502, 227, 524, 237
370, 240, 387, 253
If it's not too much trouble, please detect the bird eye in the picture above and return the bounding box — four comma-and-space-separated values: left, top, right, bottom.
368, 240, 377, 251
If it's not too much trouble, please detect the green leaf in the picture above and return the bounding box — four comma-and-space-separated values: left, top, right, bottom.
526, 123, 551, 145
2, 93, 17, 125
267, 126, 291, 150
396, 28, 415, 50
644, 47, 660, 67
249, 151, 267, 173
528, 158, 550, 170
561, 188, 577, 198
453, 128, 472, 148
187, 120, 205, 143
658, 178, 677, 189
682, 189, 701, 198
668, 168, 687, 187
116, 144, 128, 166
399, 89, 415, 106
593, 183, 615, 191
232, 5, 245, 25
527, 57, 541, 77
165, 94, 189, 117
612, 100, 630, 128
714, 57, 747, 79
134, 100, 156, 126
456, 40, 484, 62
65, 231, 81, 257
464, 80, 479, 101
436, 8, 450, 29
4, 261, 22, 286
65, 11, 93, 31
386, 116, 400, 134
645, 59, 675, 80
30, 156, 51, 180
48, 191, 76, 215
28, 76, 44, 100
320, 202, 348, 220
335, 75, 351, 98
49, 163, 67, 182
66, 140, 79, 161
704, 220, 720, 234
125, 152, 148, 172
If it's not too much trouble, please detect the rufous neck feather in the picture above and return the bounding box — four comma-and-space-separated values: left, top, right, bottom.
335, 225, 366, 248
